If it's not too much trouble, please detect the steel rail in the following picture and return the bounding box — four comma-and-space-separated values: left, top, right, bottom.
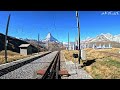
42, 51, 61, 79
0, 52, 51, 77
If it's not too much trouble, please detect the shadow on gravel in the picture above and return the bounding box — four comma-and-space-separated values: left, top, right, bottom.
81, 59, 96, 68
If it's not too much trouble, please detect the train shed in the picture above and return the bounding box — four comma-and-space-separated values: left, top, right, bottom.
19, 44, 32, 55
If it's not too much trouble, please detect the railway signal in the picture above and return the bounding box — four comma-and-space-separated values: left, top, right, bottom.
5, 14, 11, 63
76, 11, 81, 64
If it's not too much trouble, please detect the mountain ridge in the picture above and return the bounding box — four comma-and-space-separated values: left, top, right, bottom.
0, 33, 39, 53
82, 33, 120, 43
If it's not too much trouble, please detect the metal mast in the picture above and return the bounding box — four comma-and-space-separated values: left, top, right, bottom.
76, 11, 81, 64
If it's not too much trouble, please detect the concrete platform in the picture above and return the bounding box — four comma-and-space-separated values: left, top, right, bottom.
62, 61, 93, 79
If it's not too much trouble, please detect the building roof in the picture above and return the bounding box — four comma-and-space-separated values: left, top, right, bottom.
19, 44, 30, 48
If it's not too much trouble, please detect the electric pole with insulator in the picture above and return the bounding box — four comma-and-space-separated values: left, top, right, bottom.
38, 34, 39, 53
5, 14, 11, 63
68, 32, 69, 51
76, 11, 81, 64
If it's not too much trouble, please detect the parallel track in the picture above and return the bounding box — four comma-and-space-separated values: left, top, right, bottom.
0, 52, 51, 77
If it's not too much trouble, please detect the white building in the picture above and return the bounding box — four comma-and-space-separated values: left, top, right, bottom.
63, 42, 76, 50
92, 43, 112, 49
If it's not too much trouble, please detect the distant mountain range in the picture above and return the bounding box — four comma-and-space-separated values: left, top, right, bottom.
3, 32, 120, 52
82, 33, 120, 43
0, 32, 66, 52
19, 32, 60, 44
62, 33, 120, 48
81, 33, 120, 48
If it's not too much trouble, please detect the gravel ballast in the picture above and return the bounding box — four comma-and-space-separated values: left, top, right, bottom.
0, 51, 58, 79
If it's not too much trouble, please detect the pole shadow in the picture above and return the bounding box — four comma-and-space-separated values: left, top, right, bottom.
81, 59, 96, 68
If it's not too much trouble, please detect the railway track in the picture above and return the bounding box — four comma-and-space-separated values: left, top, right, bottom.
41, 51, 61, 79
0, 52, 51, 77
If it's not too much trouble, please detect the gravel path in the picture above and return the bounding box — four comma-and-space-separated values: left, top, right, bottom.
0, 51, 58, 79
62, 62, 93, 79
60, 51, 93, 79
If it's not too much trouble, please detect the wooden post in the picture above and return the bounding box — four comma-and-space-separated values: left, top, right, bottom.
5, 14, 11, 63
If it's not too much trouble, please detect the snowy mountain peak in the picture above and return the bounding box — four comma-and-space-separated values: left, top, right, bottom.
43, 33, 59, 43
100, 33, 111, 36
91, 34, 110, 42
46, 32, 52, 39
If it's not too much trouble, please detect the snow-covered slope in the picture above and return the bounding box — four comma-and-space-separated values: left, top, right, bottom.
91, 34, 110, 42
101, 33, 113, 41
113, 34, 120, 43
82, 33, 120, 43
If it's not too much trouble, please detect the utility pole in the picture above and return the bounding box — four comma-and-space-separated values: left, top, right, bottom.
48, 40, 49, 51
68, 32, 69, 51
76, 11, 81, 64
74, 38, 76, 50
5, 14, 11, 63
38, 34, 39, 53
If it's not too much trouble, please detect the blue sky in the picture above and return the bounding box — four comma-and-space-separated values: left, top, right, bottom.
0, 11, 120, 42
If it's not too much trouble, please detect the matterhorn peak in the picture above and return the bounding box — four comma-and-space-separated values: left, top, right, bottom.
43, 32, 59, 43
46, 32, 52, 39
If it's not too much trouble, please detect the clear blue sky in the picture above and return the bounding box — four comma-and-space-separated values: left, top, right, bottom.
0, 11, 120, 42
